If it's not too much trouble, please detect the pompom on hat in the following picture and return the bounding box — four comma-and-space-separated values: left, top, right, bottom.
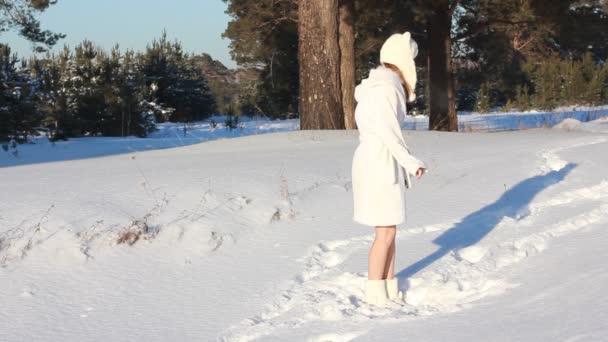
380, 32, 418, 102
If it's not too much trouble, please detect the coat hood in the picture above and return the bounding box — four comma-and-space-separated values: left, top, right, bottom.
355, 66, 407, 113
380, 32, 418, 102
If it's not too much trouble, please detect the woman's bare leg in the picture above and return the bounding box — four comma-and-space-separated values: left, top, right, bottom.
384, 239, 395, 279
368, 225, 396, 280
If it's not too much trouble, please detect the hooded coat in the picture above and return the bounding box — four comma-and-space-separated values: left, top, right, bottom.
351, 66, 425, 227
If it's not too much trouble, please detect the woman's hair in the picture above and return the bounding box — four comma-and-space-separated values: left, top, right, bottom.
383, 62, 414, 102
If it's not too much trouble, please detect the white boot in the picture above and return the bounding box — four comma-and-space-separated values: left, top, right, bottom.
365, 280, 388, 306
386, 278, 403, 302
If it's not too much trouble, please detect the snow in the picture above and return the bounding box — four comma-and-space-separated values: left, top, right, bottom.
404, 107, 608, 132
552, 117, 608, 133
0, 115, 300, 167
1, 114, 608, 341
3, 107, 608, 168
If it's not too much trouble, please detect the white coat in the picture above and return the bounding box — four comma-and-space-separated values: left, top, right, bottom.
351, 66, 425, 227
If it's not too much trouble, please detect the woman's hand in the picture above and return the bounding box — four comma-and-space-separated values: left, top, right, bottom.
415, 167, 426, 179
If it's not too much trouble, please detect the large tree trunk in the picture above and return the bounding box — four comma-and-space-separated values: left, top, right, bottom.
298, 0, 344, 130
339, 0, 356, 129
427, 2, 458, 131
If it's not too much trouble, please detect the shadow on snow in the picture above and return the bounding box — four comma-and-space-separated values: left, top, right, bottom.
397, 163, 577, 280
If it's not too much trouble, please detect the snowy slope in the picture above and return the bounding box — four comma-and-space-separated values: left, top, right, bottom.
1, 120, 608, 341
3, 108, 608, 168
0, 116, 300, 167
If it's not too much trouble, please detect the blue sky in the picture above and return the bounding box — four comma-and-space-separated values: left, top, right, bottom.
1, 0, 237, 68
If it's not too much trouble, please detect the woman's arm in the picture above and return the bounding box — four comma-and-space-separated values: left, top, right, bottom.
371, 86, 426, 177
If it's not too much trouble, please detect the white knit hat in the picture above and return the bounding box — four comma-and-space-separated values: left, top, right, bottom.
380, 32, 418, 102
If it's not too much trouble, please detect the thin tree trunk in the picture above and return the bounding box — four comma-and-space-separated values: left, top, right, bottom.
427, 2, 458, 131
339, 0, 356, 129
298, 0, 344, 130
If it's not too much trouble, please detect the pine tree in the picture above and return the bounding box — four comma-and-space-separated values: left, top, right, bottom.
0, 44, 20, 140
0, 44, 40, 142
121, 49, 154, 137
68, 40, 106, 135
223, 0, 299, 119
474, 82, 491, 113
173, 56, 216, 123
580, 52, 604, 105
601, 62, 608, 104
97, 46, 122, 136
520, 51, 608, 109
36, 47, 76, 139
139, 32, 216, 124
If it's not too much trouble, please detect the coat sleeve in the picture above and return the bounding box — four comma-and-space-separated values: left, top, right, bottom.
371, 86, 425, 178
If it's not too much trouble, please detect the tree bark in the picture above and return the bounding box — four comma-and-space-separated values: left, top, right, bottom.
339, 0, 356, 129
298, 0, 344, 130
427, 2, 458, 131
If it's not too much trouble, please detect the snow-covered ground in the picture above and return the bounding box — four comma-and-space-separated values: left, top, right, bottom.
1, 115, 608, 341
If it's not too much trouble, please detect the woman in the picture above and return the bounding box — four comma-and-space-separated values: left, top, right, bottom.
351, 32, 426, 307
